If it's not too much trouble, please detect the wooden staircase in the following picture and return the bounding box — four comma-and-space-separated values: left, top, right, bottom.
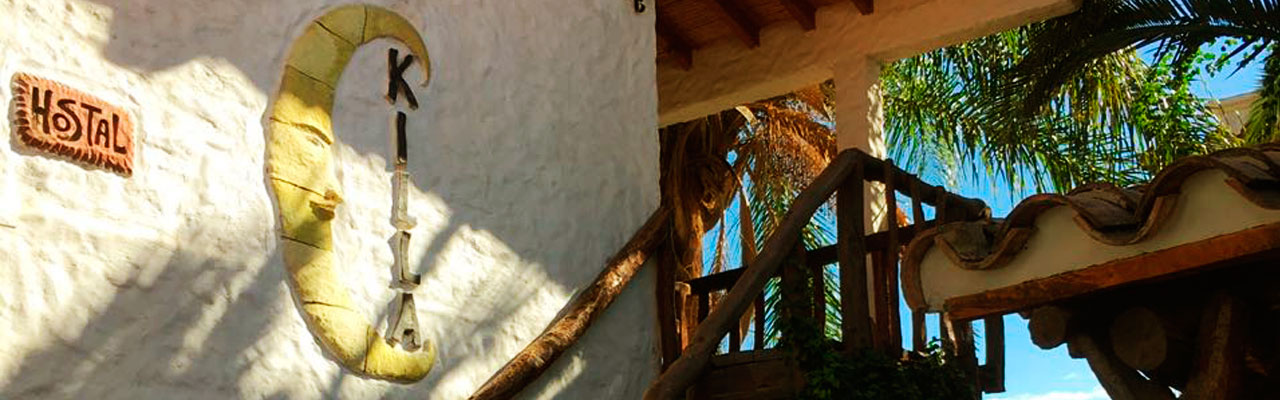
645, 149, 993, 400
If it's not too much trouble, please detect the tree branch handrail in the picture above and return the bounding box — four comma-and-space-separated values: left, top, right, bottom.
643, 150, 859, 400
646, 148, 989, 399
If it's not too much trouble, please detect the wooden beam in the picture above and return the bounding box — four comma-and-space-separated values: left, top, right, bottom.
851, 0, 873, 15
1069, 334, 1176, 400
644, 151, 859, 400
469, 208, 670, 400
839, 161, 873, 352
1183, 293, 1248, 399
709, 0, 760, 48
656, 18, 693, 70
778, 0, 816, 30
944, 221, 1280, 322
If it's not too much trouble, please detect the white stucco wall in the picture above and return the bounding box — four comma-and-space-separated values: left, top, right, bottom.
0, 0, 659, 398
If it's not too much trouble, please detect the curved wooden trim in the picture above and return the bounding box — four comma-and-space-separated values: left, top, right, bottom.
943, 222, 1280, 321
903, 145, 1280, 309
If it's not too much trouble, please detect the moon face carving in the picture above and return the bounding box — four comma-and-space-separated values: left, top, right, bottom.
265, 4, 434, 383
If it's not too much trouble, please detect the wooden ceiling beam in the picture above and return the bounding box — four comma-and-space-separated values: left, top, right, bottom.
851, 0, 873, 15
709, 0, 760, 48
778, 0, 816, 30
656, 18, 693, 70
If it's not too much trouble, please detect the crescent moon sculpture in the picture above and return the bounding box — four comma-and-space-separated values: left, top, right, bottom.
264, 4, 435, 383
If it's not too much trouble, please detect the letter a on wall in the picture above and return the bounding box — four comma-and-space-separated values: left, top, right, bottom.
264, 5, 434, 383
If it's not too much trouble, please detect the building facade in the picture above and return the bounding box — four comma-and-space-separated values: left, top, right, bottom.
0, 1, 658, 398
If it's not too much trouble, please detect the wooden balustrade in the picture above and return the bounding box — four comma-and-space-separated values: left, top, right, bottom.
645, 149, 990, 400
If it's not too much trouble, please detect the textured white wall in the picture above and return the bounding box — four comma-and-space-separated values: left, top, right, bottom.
0, 0, 659, 398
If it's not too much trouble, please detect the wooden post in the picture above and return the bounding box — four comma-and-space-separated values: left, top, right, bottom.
812, 263, 826, 327
1183, 292, 1248, 400
981, 316, 1006, 393
909, 180, 927, 352
781, 239, 812, 335
1029, 306, 1076, 350
1109, 305, 1196, 385
754, 294, 766, 350
839, 160, 872, 352
1068, 333, 1175, 400
883, 159, 901, 353
658, 234, 681, 368
643, 151, 858, 400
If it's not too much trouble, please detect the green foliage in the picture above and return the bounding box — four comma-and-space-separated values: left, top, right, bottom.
885, 22, 1235, 194
774, 268, 975, 400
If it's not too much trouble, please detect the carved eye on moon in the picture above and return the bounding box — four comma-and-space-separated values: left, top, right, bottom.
265, 4, 435, 383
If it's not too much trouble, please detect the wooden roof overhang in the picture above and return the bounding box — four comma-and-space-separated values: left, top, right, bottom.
653, 0, 1084, 126
654, 0, 872, 70
901, 144, 1280, 322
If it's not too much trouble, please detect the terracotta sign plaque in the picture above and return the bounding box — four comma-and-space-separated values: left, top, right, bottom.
11, 73, 134, 175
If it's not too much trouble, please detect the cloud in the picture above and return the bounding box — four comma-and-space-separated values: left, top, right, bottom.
988, 386, 1108, 400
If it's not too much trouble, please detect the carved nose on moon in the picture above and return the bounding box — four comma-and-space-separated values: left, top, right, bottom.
265, 4, 435, 383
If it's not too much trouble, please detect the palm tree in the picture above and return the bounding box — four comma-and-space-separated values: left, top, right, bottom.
999, 0, 1280, 146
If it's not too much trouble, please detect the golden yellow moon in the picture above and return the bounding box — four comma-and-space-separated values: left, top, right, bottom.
265, 4, 434, 383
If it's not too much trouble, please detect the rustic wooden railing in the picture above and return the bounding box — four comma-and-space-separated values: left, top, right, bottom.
645, 149, 991, 400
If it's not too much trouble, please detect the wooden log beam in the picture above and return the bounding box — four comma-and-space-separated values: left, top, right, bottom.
1028, 306, 1076, 350
709, 0, 760, 48
981, 316, 1006, 393
644, 151, 859, 400
1068, 333, 1176, 400
656, 17, 693, 70
778, 0, 816, 30
1109, 306, 1195, 386
469, 207, 671, 400
851, 0, 873, 15
1183, 293, 1249, 399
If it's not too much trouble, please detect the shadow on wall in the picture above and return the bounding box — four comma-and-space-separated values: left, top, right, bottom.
2, 0, 654, 398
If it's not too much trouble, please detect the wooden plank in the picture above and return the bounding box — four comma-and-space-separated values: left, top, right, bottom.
911, 309, 927, 352
981, 316, 1006, 393
709, 0, 761, 48
883, 159, 901, 353
656, 17, 693, 70
644, 150, 859, 400
686, 268, 745, 294
839, 161, 873, 352
1068, 334, 1175, 400
1183, 293, 1248, 399
781, 240, 811, 327
729, 318, 742, 353
754, 294, 766, 350
944, 222, 1280, 322
658, 236, 682, 369
909, 180, 928, 352
810, 251, 825, 326
871, 250, 890, 351
691, 353, 801, 400
469, 208, 670, 400
851, 0, 873, 15
777, 0, 816, 30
